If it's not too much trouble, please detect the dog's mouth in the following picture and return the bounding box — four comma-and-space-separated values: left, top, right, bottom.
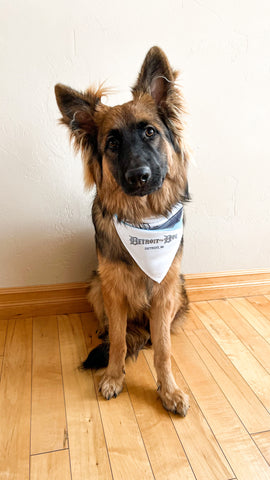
122, 176, 165, 197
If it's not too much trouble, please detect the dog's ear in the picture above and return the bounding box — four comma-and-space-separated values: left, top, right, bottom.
132, 46, 176, 105
55, 84, 105, 187
132, 46, 185, 151
54, 83, 100, 145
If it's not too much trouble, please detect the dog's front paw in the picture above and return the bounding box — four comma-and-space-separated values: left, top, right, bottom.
159, 387, 189, 417
99, 373, 124, 400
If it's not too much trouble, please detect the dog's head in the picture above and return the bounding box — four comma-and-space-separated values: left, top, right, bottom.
55, 47, 189, 217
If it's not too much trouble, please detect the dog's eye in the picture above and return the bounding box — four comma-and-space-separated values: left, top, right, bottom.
107, 138, 119, 152
145, 126, 155, 138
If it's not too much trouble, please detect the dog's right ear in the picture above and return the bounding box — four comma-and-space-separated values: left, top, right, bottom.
54, 83, 99, 147
55, 84, 105, 187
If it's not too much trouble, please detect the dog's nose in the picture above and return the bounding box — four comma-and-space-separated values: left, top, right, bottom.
125, 166, 151, 188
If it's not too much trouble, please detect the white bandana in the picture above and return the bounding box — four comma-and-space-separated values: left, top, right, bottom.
113, 203, 183, 283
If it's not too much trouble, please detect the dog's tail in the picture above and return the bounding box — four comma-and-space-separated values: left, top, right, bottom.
82, 325, 151, 370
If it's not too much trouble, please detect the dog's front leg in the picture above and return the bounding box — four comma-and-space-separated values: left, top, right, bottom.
98, 291, 127, 400
150, 296, 189, 416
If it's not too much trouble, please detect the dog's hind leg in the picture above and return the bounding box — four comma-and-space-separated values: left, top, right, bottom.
82, 322, 150, 370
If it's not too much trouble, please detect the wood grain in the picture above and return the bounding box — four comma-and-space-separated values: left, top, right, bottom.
170, 328, 270, 480
82, 312, 155, 479
58, 314, 112, 480
0, 318, 32, 480
1, 269, 270, 318
144, 349, 234, 480
210, 299, 270, 373
185, 269, 270, 301
191, 302, 270, 411
185, 325, 270, 433
30, 450, 71, 480
92, 369, 154, 480
0, 319, 8, 355
31, 316, 67, 454
249, 295, 270, 320
228, 297, 270, 342
82, 312, 192, 479
252, 431, 270, 464
0, 282, 90, 319
0, 294, 269, 480
125, 352, 196, 480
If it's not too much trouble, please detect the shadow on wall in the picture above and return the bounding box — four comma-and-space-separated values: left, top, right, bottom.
0, 225, 97, 288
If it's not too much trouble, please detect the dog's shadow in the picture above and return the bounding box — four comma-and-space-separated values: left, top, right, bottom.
90, 358, 173, 419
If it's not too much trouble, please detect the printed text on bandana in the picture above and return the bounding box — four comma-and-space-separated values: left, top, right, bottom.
130, 234, 178, 246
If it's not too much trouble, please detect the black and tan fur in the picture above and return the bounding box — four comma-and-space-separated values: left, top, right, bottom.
55, 46, 190, 416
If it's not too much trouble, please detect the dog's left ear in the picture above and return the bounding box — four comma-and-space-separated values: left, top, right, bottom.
132, 46, 176, 104
132, 46, 185, 150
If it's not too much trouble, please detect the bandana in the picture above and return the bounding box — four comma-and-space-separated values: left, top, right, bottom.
113, 203, 183, 283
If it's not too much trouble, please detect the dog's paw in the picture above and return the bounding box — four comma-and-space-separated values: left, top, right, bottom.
99, 373, 124, 400
159, 388, 189, 417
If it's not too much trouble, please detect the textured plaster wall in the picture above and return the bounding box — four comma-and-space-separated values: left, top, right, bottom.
1, 0, 270, 287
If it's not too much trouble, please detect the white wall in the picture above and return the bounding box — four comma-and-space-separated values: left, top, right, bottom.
1, 0, 270, 287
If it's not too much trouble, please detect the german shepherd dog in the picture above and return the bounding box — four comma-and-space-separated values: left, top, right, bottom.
55, 46, 190, 416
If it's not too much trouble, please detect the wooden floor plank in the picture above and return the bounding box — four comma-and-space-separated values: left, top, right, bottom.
0, 318, 32, 480
185, 326, 270, 434
92, 370, 155, 480
252, 431, 270, 464
82, 312, 156, 479
0, 319, 8, 356
210, 299, 270, 374
30, 450, 71, 480
31, 316, 67, 455
82, 312, 195, 479
191, 302, 270, 411
84, 314, 233, 480
144, 349, 234, 480
125, 352, 196, 480
58, 314, 112, 480
2, 290, 270, 480
170, 327, 270, 480
182, 309, 207, 332
82, 312, 192, 479
228, 297, 270, 342
248, 295, 270, 321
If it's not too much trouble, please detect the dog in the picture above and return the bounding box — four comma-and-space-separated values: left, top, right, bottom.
55, 46, 190, 416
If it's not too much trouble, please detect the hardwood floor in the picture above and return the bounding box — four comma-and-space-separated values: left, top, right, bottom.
0, 296, 270, 479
